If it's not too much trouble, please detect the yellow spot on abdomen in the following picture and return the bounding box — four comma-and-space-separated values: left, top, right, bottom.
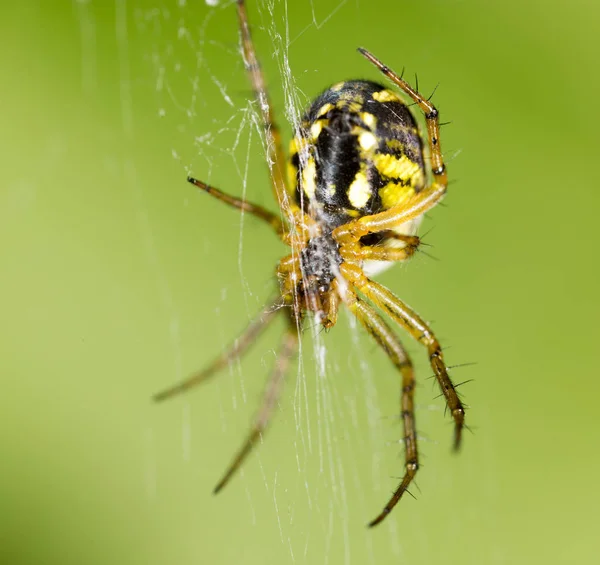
379, 183, 415, 210
302, 156, 317, 200
359, 131, 377, 151
374, 153, 424, 186
310, 120, 323, 140
347, 171, 372, 209
287, 161, 298, 194
289, 135, 309, 155
317, 103, 333, 118
372, 89, 401, 103
360, 112, 377, 129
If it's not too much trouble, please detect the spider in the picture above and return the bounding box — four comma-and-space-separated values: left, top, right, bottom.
154, 0, 466, 528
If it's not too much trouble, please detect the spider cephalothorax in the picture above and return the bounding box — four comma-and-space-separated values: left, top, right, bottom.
155, 0, 466, 528
299, 235, 343, 292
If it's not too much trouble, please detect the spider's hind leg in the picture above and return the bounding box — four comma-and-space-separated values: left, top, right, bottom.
213, 311, 300, 492
152, 298, 284, 402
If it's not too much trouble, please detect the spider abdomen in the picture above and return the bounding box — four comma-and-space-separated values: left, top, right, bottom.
289, 80, 427, 230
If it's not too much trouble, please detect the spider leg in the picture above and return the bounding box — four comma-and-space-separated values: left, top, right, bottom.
339, 286, 418, 527
236, 0, 295, 224
153, 298, 284, 402
321, 288, 340, 329
187, 177, 284, 236
335, 187, 447, 244
381, 233, 421, 246
359, 234, 420, 262
342, 270, 465, 449
333, 49, 448, 245
358, 48, 447, 184
213, 314, 300, 493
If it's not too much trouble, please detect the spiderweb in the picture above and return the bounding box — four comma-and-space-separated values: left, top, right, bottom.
129, 0, 445, 562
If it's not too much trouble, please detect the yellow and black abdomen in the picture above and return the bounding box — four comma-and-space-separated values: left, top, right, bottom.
288, 80, 426, 229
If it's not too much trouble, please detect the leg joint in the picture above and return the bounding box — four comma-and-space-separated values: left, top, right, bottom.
406, 459, 419, 473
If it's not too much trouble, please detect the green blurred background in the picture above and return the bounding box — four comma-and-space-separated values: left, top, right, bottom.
2, 1, 599, 564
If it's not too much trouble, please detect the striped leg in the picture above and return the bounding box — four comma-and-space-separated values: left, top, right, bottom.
334, 48, 447, 245
359, 234, 420, 262
339, 286, 418, 527
236, 0, 294, 222
349, 276, 465, 450
358, 48, 447, 183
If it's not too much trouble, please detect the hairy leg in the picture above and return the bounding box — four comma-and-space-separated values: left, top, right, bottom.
364, 278, 465, 448
358, 234, 420, 262
334, 48, 448, 245
341, 267, 465, 449
340, 286, 418, 527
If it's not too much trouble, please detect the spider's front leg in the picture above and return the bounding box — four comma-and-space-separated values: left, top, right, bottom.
337, 282, 418, 527
340, 263, 466, 450
334, 47, 449, 248
332, 188, 445, 249
364, 279, 465, 449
